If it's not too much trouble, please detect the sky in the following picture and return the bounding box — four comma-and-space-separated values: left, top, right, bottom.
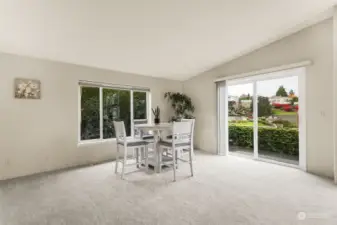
228, 74, 299, 97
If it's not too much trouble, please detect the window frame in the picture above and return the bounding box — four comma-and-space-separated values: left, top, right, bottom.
78, 85, 150, 144
132, 90, 149, 120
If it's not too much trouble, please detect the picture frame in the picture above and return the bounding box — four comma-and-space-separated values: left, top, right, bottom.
14, 78, 41, 99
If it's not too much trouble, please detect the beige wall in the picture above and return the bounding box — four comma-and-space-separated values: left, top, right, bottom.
0, 53, 182, 180
183, 19, 334, 178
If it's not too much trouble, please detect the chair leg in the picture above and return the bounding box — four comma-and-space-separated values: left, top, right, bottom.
115, 144, 120, 174
158, 147, 162, 173
177, 149, 181, 169
145, 145, 149, 172
140, 147, 145, 164
172, 148, 176, 182
189, 149, 194, 177
136, 148, 140, 168
121, 145, 127, 180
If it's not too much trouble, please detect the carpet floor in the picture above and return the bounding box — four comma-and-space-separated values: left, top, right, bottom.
1, 152, 337, 225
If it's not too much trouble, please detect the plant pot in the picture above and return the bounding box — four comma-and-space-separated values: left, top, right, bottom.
154, 118, 160, 124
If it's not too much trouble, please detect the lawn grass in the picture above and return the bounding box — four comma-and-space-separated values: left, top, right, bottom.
229, 121, 265, 127
272, 109, 297, 116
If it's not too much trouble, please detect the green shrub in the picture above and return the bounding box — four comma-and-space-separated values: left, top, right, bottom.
272, 119, 297, 128
230, 120, 251, 124
229, 125, 299, 156
258, 118, 273, 126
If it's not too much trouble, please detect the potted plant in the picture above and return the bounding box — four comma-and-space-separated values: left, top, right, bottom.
164, 92, 195, 121
152, 106, 160, 124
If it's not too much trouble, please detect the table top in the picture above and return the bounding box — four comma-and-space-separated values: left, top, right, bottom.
135, 123, 172, 130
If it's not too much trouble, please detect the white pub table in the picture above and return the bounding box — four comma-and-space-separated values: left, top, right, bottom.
134, 123, 172, 173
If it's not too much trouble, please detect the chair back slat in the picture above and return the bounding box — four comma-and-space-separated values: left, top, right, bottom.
172, 121, 193, 142
181, 119, 195, 143
134, 119, 153, 138
113, 121, 126, 141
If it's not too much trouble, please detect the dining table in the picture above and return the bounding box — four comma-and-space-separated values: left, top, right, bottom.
134, 123, 172, 173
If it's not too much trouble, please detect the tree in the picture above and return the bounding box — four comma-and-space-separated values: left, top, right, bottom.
81, 87, 100, 140
250, 96, 272, 117
239, 93, 251, 101
236, 104, 251, 117
102, 89, 131, 138
133, 92, 147, 119
228, 101, 236, 116
291, 96, 299, 105
289, 89, 295, 96
276, 85, 288, 97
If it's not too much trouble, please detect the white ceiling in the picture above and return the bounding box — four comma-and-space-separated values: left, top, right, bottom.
0, 0, 336, 80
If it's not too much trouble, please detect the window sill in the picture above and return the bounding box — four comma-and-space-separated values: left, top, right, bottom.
77, 138, 117, 147
77, 136, 134, 147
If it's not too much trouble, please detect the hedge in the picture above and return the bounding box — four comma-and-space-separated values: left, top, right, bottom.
229, 125, 299, 156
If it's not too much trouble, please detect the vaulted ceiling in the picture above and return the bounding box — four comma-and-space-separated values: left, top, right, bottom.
0, 0, 336, 80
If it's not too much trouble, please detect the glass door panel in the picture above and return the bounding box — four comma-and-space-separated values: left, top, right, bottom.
256, 76, 299, 165
228, 82, 255, 157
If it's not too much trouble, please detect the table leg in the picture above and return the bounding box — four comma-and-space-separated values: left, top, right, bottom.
154, 130, 161, 173
156, 140, 161, 173
153, 140, 158, 173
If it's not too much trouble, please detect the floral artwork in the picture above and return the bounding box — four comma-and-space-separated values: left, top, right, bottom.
14, 78, 41, 99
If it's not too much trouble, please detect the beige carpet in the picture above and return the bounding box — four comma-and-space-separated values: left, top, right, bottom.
1, 152, 337, 225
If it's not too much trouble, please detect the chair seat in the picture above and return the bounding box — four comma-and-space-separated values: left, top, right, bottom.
159, 139, 191, 148
118, 138, 148, 147
142, 135, 154, 140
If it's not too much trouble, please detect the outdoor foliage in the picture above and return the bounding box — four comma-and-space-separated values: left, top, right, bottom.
81, 87, 100, 140
229, 101, 236, 115
258, 118, 274, 126
291, 96, 299, 105
81, 88, 146, 140
229, 104, 251, 117
250, 96, 272, 117
164, 92, 195, 121
239, 94, 251, 100
102, 89, 131, 139
229, 125, 299, 155
276, 85, 288, 97
272, 119, 297, 128
133, 92, 147, 120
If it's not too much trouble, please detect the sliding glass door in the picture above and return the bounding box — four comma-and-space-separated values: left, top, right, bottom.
256, 76, 299, 165
227, 82, 255, 157
219, 67, 305, 168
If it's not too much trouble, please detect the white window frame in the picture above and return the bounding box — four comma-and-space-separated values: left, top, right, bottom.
78, 83, 150, 145
132, 90, 150, 136
217, 62, 309, 171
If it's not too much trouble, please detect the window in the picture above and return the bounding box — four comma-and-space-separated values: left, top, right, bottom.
133, 91, 148, 137
79, 82, 149, 142
81, 87, 100, 140
133, 91, 147, 120
103, 89, 131, 138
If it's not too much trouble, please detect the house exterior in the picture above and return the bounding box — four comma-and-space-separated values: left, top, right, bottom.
269, 96, 291, 105
240, 99, 252, 108
228, 95, 239, 103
